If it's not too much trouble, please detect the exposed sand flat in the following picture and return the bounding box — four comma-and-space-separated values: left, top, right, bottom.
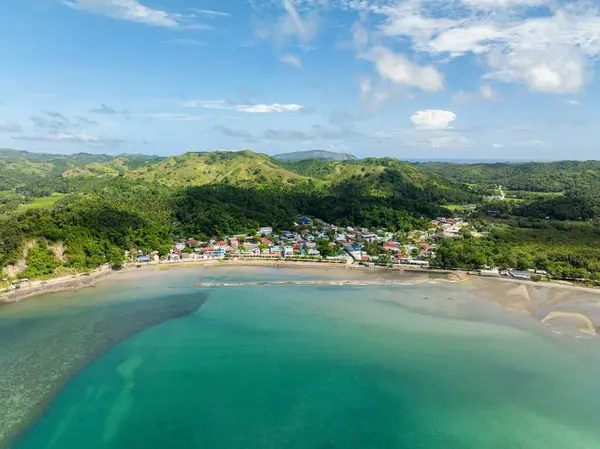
542, 311, 597, 336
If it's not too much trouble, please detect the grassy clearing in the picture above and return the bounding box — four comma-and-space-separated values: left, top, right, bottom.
445, 204, 475, 211
17, 193, 68, 212
0, 190, 15, 199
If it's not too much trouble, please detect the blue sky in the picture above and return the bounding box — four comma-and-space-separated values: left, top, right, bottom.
1, 0, 599, 160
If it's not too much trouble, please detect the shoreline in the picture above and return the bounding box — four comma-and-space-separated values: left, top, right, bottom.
3, 258, 600, 304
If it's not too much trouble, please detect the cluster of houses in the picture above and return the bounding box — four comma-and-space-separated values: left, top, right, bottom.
133, 216, 481, 268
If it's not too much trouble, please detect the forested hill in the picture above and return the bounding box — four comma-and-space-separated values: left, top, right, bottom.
0, 149, 478, 276
0, 149, 161, 191
419, 160, 600, 193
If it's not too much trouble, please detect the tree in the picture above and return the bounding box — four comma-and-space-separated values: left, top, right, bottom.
107, 246, 124, 270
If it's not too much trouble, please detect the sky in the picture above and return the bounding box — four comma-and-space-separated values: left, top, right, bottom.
1, 0, 600, 160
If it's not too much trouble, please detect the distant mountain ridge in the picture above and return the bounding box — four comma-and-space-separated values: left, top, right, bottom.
273, 150, 358, 162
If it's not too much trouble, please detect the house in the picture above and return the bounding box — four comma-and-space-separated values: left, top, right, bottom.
213, 248, 227, 258
479, 268, 501, 277
308, 249, 321, 256
305, 242, 317, 248
136, 255, 151, 263
260, 237, 272, 246
270, 246, 281, 254
383, 242, 401, 253
509, 270, 530, 280
259, 227, 273, 236
299, 217, 313, 225
362, 233, 377, 242
283, 246, 294, 257
229, 238, 239, 248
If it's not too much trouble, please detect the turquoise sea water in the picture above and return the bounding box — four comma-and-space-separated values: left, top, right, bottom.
3, 267, 600, 449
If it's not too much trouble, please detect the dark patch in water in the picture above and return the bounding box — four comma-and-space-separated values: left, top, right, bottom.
0, 292, 207, 448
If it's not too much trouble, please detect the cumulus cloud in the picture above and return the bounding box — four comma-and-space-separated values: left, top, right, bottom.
60, 0, 187, 28
182, 100, 304, 113
345, 0, 600, 94
280, 53, 302, 68
0, 121, 23, 133
360, 46, 444, 93
411, 110, 457, 130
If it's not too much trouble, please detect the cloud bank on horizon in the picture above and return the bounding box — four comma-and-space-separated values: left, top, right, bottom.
0, 0, 598, 159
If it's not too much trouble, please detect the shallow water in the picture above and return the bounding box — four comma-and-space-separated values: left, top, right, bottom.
3, 267, 600, 449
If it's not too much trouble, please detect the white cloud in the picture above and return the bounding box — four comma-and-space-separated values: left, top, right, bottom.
182, 100, 304, 113
280, 53, 302, 68
565, 99, 580, 106
280, 0, 317, 42
492, 143, 505, 148
460, 0, 550, 9
191, 9, 231, 18
255, 0, 318, 46
411, 110, 457, 130
360, 46, 444, 93
356, 0, 600, 94
60, 0, 187, 28
0, 121, 22, 133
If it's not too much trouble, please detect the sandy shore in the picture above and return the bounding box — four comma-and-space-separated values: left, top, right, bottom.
3, 258, 600, 303
2, 259, 600, 337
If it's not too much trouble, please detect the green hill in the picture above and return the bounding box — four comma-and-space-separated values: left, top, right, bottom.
126, 151, 309, 187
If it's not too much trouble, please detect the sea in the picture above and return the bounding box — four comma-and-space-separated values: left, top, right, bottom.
1, 266, 600, 449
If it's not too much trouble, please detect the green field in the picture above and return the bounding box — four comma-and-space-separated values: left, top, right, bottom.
444, 204, 475, 211
17, 193, 68, 212
0, 190, 15, 199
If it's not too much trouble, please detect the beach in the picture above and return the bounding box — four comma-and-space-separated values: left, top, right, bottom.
3, 261, 600, 338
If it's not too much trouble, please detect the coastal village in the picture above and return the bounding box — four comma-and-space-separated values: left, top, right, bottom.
135, 216, 463, 267
130, 215, 538, 275
129, 215, 542, 281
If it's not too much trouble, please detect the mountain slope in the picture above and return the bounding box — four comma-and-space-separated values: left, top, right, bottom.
127, 151, 310, 186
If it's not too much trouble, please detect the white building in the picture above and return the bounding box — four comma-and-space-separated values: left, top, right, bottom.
258, 227, 273, 236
